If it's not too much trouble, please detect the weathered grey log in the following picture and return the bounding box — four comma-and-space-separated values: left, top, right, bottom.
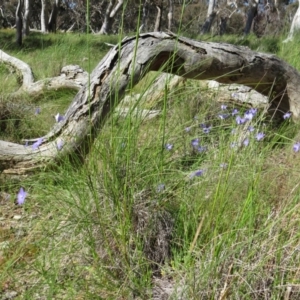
1, 31, 300, 175
207, 80, 268, 107
0, 49, 88, 95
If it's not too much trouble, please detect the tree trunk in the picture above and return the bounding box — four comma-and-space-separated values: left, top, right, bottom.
167, 0, 173, 31
283, 2, 300, 42
200, 0, 217, 34
98, 0, 124, 34
41, 0, 49, 33
154, 4, 163, 32
23, 0, 31, 36
141, 0, 150, 32
1, 32, 300, 175
244, 0, 258, 35
48, 0, 59, 33
16, 0, 23, 46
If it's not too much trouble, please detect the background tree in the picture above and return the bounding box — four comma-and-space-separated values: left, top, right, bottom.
16, 0, 23, 46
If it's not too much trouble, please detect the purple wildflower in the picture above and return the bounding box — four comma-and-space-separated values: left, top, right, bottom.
197, 146, 207, 153
247, 126, 255, 132
218, 114, 230, 120
165, 143, 173, 151
232, 108, 239, 116
256, 132, 265, 141
57, 140, 64, 151
236, 116, 247, 125
17, 187, 27, 205
191, 138, 200, 148
156, 184, 165, 193
35, 107, 41, 115
283, 112, 292, 120
221, 104, 227, 110
32, 137, 43, 150
243, 138, 249, 147
202, 126, 212, 134
293, 142, 300, 152
244, 111, 254, 121
55, 113, 65, 123
189, 169, 204, 179
249, 108, 258, 115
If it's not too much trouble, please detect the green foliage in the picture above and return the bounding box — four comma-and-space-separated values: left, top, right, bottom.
1, 29, 300, 298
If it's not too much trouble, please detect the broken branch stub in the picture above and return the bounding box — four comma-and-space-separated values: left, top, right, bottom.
1, 32, 300, 175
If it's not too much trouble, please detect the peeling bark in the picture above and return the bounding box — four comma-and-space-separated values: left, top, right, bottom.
1, 32, 300, 175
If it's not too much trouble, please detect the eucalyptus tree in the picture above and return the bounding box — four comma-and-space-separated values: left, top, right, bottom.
23, 0, 31, 35
284, 1, 300, 42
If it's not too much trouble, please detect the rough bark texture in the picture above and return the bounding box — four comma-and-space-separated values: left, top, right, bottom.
1, 32, 300, 175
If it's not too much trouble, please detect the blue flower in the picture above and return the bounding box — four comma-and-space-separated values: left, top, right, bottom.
232, 108, 239, 116
189, 169, 204, 179
218, 114, 230, 120
191, 138, 200, 148
244, 111, 254, 120
156, 184, 165, 192
165, 143, 173, 151
221, 104, 227, 110
283, 112, 292, 120
256, 132, 265, 141
243, 138, 249, 147
293, 142, 300, 152
185, 127, 191, 132
32, 137, 43, 150
247, 126, 255, 132
201, 124, 211, 134
248, 108, 258, 115
236, 116, 247, 125
35, 107, 40, 115
17, 187, 27, 205
55, 113, 65, 123
197, 146, 207, 153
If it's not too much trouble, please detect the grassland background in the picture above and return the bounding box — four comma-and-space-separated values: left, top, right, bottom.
1, 29, 300, 299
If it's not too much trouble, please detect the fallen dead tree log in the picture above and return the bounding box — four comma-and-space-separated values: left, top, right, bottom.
1, 31, 300, 175
0, 49, 88, 95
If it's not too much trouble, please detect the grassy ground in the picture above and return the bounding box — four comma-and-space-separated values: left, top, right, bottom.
1, 29, 300, 299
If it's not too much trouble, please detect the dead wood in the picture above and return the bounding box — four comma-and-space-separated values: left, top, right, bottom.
1, 31, 300, 175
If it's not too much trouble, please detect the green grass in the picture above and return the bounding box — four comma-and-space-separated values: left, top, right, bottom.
1, 29, 300, 299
